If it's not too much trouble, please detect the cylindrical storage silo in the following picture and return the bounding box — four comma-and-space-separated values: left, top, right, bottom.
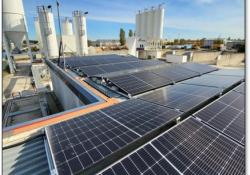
143, 9, 149, 41
135, 11, 141, 38
34, 17, 43, 50
140, 10, 146, 40
73, 10, 88, 56
158, 5, 165, 40
147, 7, 154, 40
62, 17, 73, 35
37, 6, 59, 58
3, 0, 27, 48
154, 4, 165, 40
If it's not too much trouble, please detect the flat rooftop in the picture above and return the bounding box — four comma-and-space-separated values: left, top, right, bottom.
3, 54, 245, 175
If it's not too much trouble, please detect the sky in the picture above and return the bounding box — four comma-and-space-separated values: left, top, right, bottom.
23, 0, 245, 40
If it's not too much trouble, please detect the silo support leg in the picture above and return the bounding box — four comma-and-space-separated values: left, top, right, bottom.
25, 32, 33, 62
3, 34, 15, 74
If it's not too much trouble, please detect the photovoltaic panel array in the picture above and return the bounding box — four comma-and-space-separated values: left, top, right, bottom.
181, 74, 243, 89
101, 99, 182, 136
61, 55, 138, 68
178, 62, 218, 74
194, 90, 245, 145
46, 111, 140, 174
151, 65, 199, 82
99, 117, 245, 175
139, 84, 222, 112
108, 72, 173, 96
208, 68, 245, 77
233, 82, 245, 94
46, 99, 182, 174
75, 60, 163, 77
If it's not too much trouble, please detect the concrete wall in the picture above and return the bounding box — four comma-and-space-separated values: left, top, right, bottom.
50, 70, 84, 110
217, 53, 245, 67
191, 51, 221, 64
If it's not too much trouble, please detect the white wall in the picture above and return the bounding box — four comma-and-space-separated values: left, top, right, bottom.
50, 70, 84, 110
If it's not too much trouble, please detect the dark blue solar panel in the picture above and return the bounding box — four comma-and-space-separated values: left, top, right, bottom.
108, 72, 173, 96
101, 99, 182, 136
46, 111, 140, 174
233, 82, 245, 94
139, 84, 221, 112
208, 69, 245, 77
100, 118, 245, 175
181, 74, 243, 89
194, 90, 245, 144
178, 63, 218, 74
151, 65, 199, 82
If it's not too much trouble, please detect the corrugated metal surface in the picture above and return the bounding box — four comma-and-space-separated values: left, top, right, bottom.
3, 136, 50, 175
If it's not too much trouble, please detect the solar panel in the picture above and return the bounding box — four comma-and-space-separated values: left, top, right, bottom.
178, 63, 218, 74
76, 66, 106, 77
63, 55, 138, 68
101, 99, 182, 136
99, 118, 245, 175
46, 111, 140, 174
133, 72, 173, 88
181, 74, 243, 89
151, 65, 199, 82
99, 144, 180, 175
208, 69, 245, 77
108, 74, 154, 96
194, 90, 245, 144
139, 84, 221, 112
47, 99, 182, 174
108, 72, 173, 96
233, 82, 245, 94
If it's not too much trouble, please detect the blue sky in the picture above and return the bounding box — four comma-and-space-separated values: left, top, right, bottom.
23, 0, 245, 40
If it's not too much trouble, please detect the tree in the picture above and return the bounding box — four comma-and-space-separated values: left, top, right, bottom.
129, 29, 133, 37
119, 28, 126, 45
173, 39, 179, 44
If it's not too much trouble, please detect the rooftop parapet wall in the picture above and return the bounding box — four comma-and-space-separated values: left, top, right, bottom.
191, 51, 221, 64
217, 53, 245, 67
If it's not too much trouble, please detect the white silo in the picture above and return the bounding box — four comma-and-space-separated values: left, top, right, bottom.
62, 17, 73, 35
135, 11, 141, 38
73, 10, 88, 56
37, 6, 59, 58
34, 17, 43, 50
143, 9, 149, 40
3, 0, 32, 73
147, 7, 155, 40
154, 4, 165, 40
140, 10, 146, 40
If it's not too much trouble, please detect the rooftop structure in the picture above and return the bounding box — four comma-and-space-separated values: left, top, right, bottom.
2, 54, 245, 175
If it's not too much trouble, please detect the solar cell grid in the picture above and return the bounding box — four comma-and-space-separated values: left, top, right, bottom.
233, 82, 245, 94
181, 74, 243, 89
46, 111, 140, 174
77, 66, 106, 76
178, 63, 218, 74
108, 71, 174, 96
139, 84, 221, 112
108, 74, 154, 96
63, 55, 138, 68
194, 91, 245, 144
99, 144, 180, 175
133, 72, 173, 88
208, 69, 244, 77
101, 99, 182, 136
99, 118, 245, 175
152, 65, 199, 82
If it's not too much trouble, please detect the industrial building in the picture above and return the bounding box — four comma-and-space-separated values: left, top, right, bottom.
2, 0, 245, 175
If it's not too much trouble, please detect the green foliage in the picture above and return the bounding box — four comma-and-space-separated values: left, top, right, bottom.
119, 28, 126, 45
214, 39, 224, 44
